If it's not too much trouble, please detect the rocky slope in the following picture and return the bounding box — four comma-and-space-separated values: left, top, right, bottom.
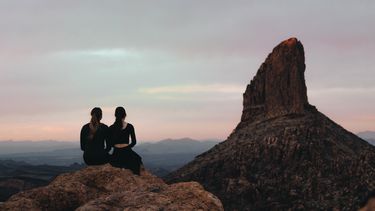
1, 164, 223, 211
166, 38, 375, 210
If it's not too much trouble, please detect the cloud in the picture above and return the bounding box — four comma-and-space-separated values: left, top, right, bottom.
309, 87, 375, 95
138, 84, 244, 94
0, 1, 374, 140
53, 48, 142, 60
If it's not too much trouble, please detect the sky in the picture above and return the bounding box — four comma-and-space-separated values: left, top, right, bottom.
0, 1, 374, 141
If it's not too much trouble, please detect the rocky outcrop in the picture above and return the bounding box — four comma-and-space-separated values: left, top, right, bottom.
0, 164, 223, 211
241, 38, 314, 123
166, 38, 375, 210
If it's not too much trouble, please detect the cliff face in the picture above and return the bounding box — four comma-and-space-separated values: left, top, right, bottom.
0, 164, 224, 211
241, 38, 312, 123
166, 38, 375, 210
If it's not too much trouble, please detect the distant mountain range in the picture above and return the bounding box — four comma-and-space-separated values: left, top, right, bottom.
135, 138, 220, 154
357, 131, 375, 145
0, 138, 220, 172
1, 131, 372, 205
0, 138, 220, 201
0, 140, 78, 155
0, 159, 83, 202
357, 131, 375, 139
135, 138, 220, 175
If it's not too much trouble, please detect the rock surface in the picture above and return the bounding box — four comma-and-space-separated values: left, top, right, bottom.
166, 38, 375, 210
1, 164, 223, 211
241, 38, 313, 123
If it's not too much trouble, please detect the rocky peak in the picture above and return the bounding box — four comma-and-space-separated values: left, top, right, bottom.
241, 37, 312, 122
166, 38, 375, 210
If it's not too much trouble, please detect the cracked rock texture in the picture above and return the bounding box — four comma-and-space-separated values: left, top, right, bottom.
1, 164, 223, 211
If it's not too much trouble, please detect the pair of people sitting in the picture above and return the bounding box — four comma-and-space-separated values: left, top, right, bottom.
80, 106, 142, 175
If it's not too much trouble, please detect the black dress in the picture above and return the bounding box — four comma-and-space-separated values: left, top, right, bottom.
80, 123, 110, 165
108, 123, 142, 175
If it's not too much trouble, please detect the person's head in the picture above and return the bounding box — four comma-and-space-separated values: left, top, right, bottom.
113, 106, 126, 129
115, 106, 126, 121
90, 107, 102, 124
88, 107, 102, 138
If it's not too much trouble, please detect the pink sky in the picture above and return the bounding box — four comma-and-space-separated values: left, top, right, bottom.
0, 1, 374, 141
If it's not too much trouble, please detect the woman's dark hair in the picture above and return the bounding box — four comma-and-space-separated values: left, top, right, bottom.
89, 107, 102, 139
113, 106, 126, 130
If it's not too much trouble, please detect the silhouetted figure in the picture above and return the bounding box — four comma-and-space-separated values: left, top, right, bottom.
109, 106, 143, 175
80, 107, 110, 165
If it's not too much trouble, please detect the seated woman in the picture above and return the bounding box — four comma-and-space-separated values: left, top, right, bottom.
108, 106, 143, 175
80, 107, 111, 165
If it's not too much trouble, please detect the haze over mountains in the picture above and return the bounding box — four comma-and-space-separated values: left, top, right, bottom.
0, 122, 373, 206
0, 138, 211, 207
357, 131, 375, 146
0, 118, 373, 207
0, 138, 219, 172
0, 138, 219, 155
0, 160, 82, 202
1, 132, 372, 157
0, 140, 78, 155
0, 138, 219, 202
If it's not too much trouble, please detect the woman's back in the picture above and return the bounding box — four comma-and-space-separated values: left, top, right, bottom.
108, 123, 136, 148
80, 123, 110, 152
80, 107, 110, 166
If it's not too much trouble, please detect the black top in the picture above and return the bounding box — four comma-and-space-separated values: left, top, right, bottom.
80, 123, 110, 152
108, 123, 137, 148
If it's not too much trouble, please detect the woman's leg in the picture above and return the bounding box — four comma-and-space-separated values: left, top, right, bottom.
109, 148, 122, 167
83, 152, 97, 165
129, 149, 142, 175
84, 151, 109, 165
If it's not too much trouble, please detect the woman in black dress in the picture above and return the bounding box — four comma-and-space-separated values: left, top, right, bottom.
80, 107, 110, 165
109, 106, 143, 175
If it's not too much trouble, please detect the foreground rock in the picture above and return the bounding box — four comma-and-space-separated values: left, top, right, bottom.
1, 164, 223, 211
166, 38, 375, 210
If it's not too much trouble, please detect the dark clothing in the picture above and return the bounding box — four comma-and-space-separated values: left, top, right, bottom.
108, 123, 142, 175
108, 123, 136, 148
83, 150, 110, 165
111, 146, 142, 175
80, 123, 111, 165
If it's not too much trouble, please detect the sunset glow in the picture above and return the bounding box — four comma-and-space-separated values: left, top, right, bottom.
0, 1, 374, 141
